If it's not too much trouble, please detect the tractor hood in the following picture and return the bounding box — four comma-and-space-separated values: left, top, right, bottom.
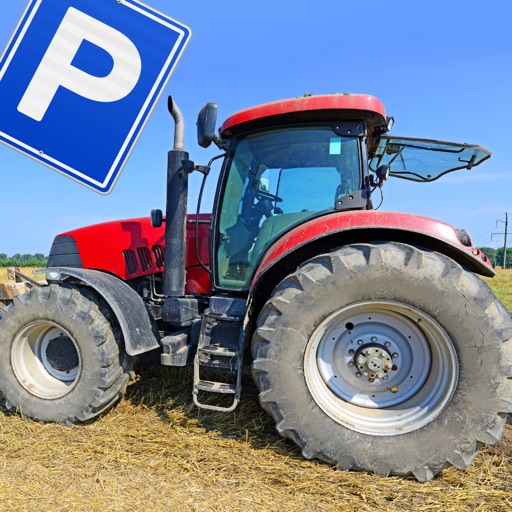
370, 136, 491, 182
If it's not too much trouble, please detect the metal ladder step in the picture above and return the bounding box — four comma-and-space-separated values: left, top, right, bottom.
195, 380, 236, 395
199, 346, 238, 358
193, 297, 246, 413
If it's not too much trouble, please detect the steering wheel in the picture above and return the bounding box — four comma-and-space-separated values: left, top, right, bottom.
255, 190, 283, 203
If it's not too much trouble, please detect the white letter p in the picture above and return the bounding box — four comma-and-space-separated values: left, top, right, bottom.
18, 7, 141, 121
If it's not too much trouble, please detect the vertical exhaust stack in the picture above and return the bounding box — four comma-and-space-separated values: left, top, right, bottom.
163, 97, 189, 298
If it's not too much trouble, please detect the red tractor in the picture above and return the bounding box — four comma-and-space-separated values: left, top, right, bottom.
1, 93, 510, 481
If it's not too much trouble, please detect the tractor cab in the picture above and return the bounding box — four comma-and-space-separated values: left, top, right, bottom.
207, 94, 386, 290
215, 123, 364, 289
201, 94, 490, 291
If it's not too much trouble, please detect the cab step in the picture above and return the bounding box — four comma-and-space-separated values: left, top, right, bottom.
193, 297, 246, 412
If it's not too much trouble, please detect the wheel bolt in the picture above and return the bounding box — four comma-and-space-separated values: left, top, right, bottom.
348, 349, 355, 355
348, 361, 354, 367
363, 371, 369, 376
392, 353, 399, 358
357, 340, 364, 345
368, 377, 375, 383
392, 365, 398, 371
385, 342, 391, 347
371, 337, 377, 342
355, 372, 362, 378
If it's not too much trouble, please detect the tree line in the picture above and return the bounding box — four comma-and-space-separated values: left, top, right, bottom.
0, 253, 48, 267
478, 247, 512, 269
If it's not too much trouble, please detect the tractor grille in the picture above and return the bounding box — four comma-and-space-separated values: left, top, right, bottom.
123, 250, 139, 275
152, 245, 165, 269
137, 247, 153, 272
123, 245, 165, 275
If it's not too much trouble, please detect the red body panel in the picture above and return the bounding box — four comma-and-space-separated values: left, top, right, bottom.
221, 94, 386, 136
59, 215, 211, 294
251, 210, 493, 287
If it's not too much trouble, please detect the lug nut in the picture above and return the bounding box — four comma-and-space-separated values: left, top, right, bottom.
348, 349, 355, 355
357, 340, 364, 345
385, 342, 391, 347
371, 337, 377, 342
348, 361, 354, 367
392, 353, 399, 358
355, 372, 362, 378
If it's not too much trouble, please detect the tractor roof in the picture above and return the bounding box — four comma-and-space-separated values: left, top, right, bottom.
220, 93, 387, 137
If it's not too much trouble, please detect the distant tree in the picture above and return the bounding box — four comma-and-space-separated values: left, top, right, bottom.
479, 247, 512, 268
495, 247, 512, 269
0, 253, 48, 267
478, 247, 497, 265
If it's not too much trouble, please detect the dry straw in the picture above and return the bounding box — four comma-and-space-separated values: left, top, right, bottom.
0, 364, 511, 512
0, 269, 511, 511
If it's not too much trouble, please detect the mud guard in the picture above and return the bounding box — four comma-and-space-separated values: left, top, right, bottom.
43, 267, 160, 356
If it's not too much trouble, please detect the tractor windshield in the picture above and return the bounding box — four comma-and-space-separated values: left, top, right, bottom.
216, 125, 361, 290
370, 136, 491, 182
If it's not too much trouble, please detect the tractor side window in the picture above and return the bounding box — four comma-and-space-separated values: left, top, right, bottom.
216, 126, 361, 290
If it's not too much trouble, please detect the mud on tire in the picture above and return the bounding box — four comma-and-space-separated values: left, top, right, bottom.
0, 284, 133, 425
252, 242, 512, 481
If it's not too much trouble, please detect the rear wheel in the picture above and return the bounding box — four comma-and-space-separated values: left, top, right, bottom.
252, 243, 512, 481
0, 284, 133, 425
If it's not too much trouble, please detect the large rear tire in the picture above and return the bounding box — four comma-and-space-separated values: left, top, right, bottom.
252, 243, 512, 481
0, 284, 133, 425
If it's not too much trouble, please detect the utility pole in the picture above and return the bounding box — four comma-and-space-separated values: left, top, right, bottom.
492, 213, 509, 269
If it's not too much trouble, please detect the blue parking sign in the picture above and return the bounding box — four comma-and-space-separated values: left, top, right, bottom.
0, 0, 191, 193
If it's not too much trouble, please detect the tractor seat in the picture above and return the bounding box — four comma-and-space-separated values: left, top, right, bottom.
250, 211, 313, 265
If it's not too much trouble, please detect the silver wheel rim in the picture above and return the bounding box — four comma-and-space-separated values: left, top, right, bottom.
304, 301, 458, 436
11, 321, 81, 399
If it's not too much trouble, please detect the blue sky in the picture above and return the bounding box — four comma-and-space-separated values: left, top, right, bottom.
0, 0, 511, 255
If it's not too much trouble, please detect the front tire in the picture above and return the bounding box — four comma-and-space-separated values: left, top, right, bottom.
252, 243, 512, 481
0, 284, 133, 425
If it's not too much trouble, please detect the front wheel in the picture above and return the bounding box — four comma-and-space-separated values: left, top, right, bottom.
252, 243, 512, 481
0, 284, 133, 425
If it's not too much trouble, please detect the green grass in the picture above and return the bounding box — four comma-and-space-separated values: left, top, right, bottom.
483, 268, 512, 310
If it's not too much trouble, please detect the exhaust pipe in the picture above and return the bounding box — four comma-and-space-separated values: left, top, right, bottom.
163, 97, 189, 298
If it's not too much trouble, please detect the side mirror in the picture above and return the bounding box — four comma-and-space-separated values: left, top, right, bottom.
197, 102, 218, 148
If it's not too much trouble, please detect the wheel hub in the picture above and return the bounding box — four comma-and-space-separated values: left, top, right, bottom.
43, 334, 79, 380
353, 343, 394, 381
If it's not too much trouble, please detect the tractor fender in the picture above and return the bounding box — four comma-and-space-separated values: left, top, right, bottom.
249, 210, 494, 302
43, 267, 160, 356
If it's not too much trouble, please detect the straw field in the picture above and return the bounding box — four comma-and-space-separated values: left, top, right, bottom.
0, 267, 46, 283
0, 270, 511, 511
